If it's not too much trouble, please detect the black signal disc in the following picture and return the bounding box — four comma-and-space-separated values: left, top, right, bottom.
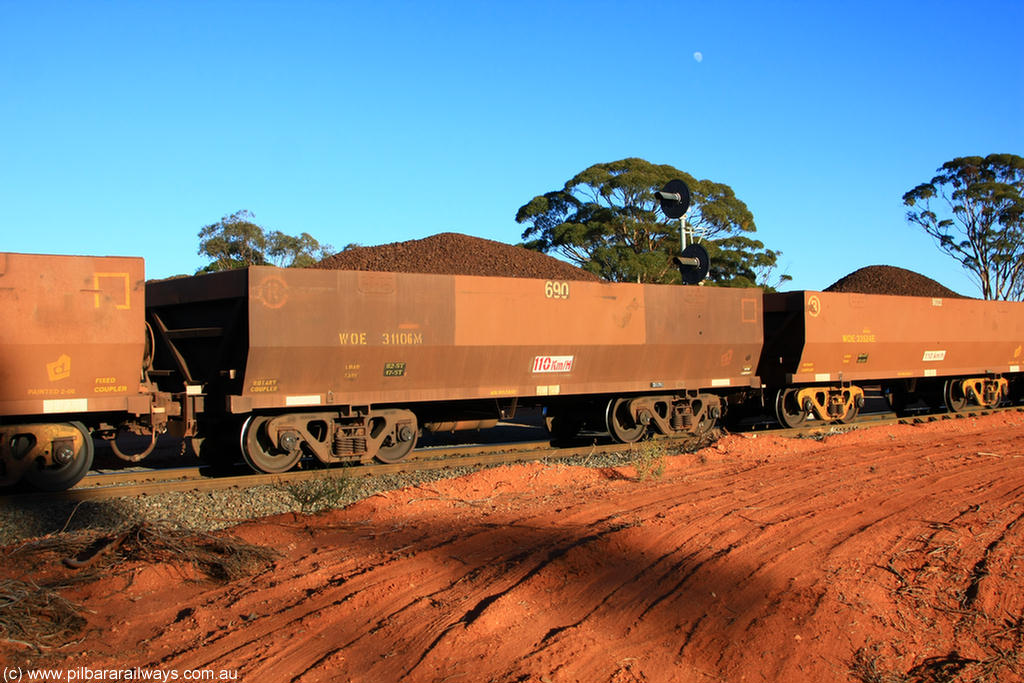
675, 243, 710, 284
658, 179, 691, 219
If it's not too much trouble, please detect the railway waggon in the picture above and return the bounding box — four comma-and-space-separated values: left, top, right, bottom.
760, 290, 1024, 427
2, 251, 1023, 490
0, 254, 198, 490
144, 266, 763, 473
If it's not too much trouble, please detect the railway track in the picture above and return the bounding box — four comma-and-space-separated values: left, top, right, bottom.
2, 406, 1019, 504
0, 438, 614, 504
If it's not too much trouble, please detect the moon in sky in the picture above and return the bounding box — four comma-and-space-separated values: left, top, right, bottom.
693, 51, 703, 63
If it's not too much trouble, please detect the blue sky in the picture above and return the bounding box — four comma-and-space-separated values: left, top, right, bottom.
2, 1, 1022, 294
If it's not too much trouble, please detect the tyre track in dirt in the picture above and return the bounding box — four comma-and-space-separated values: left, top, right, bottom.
35, 413, 1024, 682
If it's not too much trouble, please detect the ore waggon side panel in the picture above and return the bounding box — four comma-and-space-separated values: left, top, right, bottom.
761, 291, 1024, 384
148, 267, 762, 411
0, 253, 152, 489
0, 253, 147, 417
761, 290, 1024, 425
147, 267, 763, 468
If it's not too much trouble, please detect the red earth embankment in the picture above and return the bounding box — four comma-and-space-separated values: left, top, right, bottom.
7, 412, 1024, 682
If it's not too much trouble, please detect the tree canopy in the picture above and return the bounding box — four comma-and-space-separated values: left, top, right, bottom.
515, 158, 788, 287
197, 210, 334, 273
903, 154, 1024, 300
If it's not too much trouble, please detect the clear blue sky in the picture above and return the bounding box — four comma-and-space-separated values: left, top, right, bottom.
2, 1, 1022, 294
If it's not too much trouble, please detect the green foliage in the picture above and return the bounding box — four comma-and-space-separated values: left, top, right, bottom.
280, 475, 358, 514
903, 154, 1024, 300
197, 210, 334, 273
266, 230, 334, 269
516, 158, 789, 287
197, 210, 268, 272
630, 440, 667, 481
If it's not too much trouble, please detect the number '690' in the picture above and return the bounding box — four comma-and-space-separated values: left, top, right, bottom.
544, 281, 570, 299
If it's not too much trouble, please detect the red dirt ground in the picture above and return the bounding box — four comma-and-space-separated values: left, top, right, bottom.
6, 413, 1024, 682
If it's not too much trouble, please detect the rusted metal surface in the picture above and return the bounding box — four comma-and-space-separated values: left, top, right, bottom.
0, 253, 187, 486
946, 376, 1009, 410
146, 267, 763, 467
0, 252, 147, 417
0, 421, 90, 486
148, 268, 764, 412
761, 291, 1024, 385
607, 393, 721, 442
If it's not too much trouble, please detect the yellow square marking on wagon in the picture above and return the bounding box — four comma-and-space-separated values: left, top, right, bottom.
47, 354, 71, 382
711, 378, 731, 387
93, 272, 131, 309
814, 373, 831, 382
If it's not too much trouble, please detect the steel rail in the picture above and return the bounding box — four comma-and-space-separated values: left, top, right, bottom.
3, 406, 1020, 505
1, 439, 632, 504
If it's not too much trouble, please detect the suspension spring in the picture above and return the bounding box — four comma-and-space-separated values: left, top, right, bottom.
332, 433, 367, 455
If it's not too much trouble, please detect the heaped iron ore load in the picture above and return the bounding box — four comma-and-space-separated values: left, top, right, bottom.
824, 265, 964, 298
0, 253, 195, 490
145, 267, 763, 473
314, 232, 601, 281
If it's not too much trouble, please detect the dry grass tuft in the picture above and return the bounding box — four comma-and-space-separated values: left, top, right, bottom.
90, 522, 279, 582
0, 578, 85, 652
631, 441, 667, 481
279, 473, 359, 514
1, 522, 277, 654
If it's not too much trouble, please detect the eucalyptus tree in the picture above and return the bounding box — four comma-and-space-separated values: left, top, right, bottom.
516, 158, 787, 287
198, 210, 333, 273
903, 154, 1024, 300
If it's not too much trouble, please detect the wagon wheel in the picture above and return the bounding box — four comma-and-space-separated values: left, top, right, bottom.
605, 398, 646, 443
24, 422, 94, 492
774, 388, 808, 428
943, 379, 969, 414
375, 423, 418, 464
836, 402, 860, 424
241, 416, 301, 474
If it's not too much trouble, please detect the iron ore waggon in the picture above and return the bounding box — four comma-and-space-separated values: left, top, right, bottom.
145, 267, 764, 473
760, 291, 1024, 427
0, 253, 196, 490
4, 248, 1024, 491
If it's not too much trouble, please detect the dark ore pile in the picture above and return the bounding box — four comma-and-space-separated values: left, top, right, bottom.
824, 265, 963, 298
315, 232, 600, 281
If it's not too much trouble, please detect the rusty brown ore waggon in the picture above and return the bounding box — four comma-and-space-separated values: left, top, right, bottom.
0, 253, 194, 490
7, 252, 1024, 489
145, 267, 764, 473
760, 290, 1024, 427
